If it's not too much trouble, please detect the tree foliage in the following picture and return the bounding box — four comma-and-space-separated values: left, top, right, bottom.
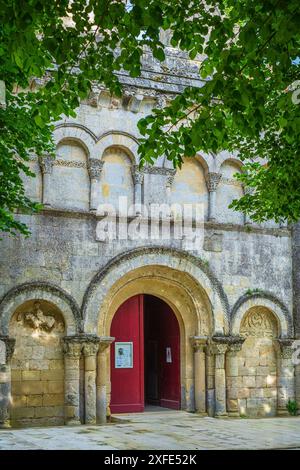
1, 0, 300, 235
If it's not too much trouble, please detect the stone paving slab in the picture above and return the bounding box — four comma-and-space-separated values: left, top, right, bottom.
0, 411, 300, 450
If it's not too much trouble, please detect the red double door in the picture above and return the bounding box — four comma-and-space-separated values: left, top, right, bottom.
110, 294, 180, 413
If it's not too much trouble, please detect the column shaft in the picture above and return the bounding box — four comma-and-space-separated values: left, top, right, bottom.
63, 339, 81, 425
207, 172, 221, 222
96, 337, 114, 424
0, 336, 15, 429
191, 336, 207, 415
277, 340, 295, 416
226, 338, 244, 417
83, 341, 99, 424
213, 342, 228, 417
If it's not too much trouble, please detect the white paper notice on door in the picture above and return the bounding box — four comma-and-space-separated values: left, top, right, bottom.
115, 342, 133, 368
166, 347, 172, 363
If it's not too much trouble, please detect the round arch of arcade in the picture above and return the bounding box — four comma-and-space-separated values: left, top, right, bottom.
82, 247, 230, 416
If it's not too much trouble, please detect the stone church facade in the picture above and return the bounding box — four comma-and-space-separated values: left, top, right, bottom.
0, 46, 299, 428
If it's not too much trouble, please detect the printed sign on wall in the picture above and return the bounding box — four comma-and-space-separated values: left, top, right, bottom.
166, 346, 172, 363
115, 342, 133, 368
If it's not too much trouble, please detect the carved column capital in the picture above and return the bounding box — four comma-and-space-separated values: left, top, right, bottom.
88, 159, 104, 180
39, 154, 54, 175
131, 165, 144, 185
277, 338, 295, 359
227, 336, 245, 355
190, 336, 208, 352
63, 336, 83, 358
212, 343, 228, 355
165, 169, 176, 188
211, 336, 232, 355
0, 336, 16, 363
207, 172, 222, 192
83, 342, 99, 357
98, 336, 115, 353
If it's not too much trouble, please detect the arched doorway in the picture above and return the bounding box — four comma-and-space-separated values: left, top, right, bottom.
110, 294, 180, 413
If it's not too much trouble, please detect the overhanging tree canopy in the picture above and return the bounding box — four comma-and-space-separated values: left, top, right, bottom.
1, 0, 299, 235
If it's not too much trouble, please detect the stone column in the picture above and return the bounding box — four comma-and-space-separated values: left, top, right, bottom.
0, 336, 15, 429
207, 172, 221, 222
277, 339, 295, 416
132, 165, 144, 215
165, 170, 176, 205
226, 337, 245, 416
190, 336, 207, 415
292, 222, 300, 412
96, 336, 114, 424
39, 154, 53, 207
244, 187, 254, 225
212, 340, 228, 417
88, 159, 103, 212
83, 337, 99, 424
63, 337, 82, 425
205, 344, 215, 416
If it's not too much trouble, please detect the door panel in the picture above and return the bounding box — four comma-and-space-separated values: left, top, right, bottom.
159, 301, 180, 410
144, 296, 180, 410
145, 339, 159, 404
110, 295, 144, 413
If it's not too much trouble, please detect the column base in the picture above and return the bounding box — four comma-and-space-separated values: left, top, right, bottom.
195, 412, 208, 417
0, 421, 11, 429
214, 412, 228, 418
96, 418, 108, 425
65, 419, 81, 426
277, 409, 289, 417
227, 411, 240, 417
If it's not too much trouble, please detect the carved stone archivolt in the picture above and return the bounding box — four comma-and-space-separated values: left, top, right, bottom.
240, 307, 278, 338
16, 301, 65, 334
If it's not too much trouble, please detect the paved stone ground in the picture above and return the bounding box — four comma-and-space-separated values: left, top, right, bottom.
0, 410, 300, 450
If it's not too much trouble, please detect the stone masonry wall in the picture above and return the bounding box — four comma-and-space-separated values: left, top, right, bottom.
9, 300, 65, 427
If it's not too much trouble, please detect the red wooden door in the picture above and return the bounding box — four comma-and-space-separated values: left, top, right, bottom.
159, 301, 180, 409
110, 295, 144, 413
144, 296, 180, 410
